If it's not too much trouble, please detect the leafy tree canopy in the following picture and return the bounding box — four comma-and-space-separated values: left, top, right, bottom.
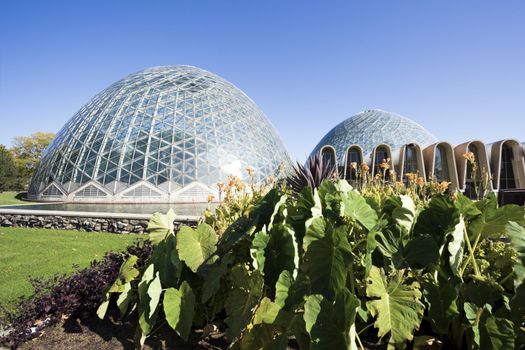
10, 132, 55, 188
0, 144, 18, 192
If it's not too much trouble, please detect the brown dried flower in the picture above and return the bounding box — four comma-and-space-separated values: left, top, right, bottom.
463, 152, 475, 163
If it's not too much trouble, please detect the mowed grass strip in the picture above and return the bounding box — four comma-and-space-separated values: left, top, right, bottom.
0, 191, 28, 205
0, 227, 145, 315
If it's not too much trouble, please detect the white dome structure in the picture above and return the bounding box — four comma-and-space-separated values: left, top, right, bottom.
29, 65, 291, 203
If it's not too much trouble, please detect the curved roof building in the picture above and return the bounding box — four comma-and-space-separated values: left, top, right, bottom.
311, 109, 525, 201
310, 109, 438, 163
29, 65, 291, 203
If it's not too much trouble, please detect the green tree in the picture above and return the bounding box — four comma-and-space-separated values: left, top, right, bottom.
10, 132, 55, 189
0, 144, 18, 192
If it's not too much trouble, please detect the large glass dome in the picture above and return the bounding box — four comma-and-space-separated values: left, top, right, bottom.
310, 109, 438, 164
29, 65, 291, 202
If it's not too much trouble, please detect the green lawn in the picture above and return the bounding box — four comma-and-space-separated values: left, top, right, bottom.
0, 191, 28, 205
0, 227, 145, 318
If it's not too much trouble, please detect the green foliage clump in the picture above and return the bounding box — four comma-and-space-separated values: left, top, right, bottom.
0, 144, 18, 192
10, 132, 55, 189
99, 180, 525, 349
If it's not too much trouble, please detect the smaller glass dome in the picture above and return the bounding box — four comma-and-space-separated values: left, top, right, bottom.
310, 109, 438, 164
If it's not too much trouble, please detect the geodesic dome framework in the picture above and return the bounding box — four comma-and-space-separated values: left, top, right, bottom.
310, 109, 438, 163
29, 65, 291, 203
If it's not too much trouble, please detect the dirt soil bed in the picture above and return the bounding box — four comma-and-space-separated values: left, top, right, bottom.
18, 310, 228, 350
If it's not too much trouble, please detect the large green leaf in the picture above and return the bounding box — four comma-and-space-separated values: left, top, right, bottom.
366, 266, 424, 348
216, 217, 256, 255
469, 203, 525, 239
250, 230, 270, 271
96, 299, 109, 320
251, 188, 283, 231
422, 279, 458, 335
275, 270, 293, 308
479, 306, 515, 350
288, 187, 323, 249
302, 220, 352, 300
235, 324, 287, 350
151, 234, 181, 288
507, 221, 525, 323
236, 298, 293, 350
303, 216, 327, 251
507, 221, 525, 288
116, 282, 133, 316
447, 216, 465, 276
108, 255, 140, 293
454, 193, 482, 219
147, 209, 176, 244
225, 265, 264, 342
341, 190, 379, 231
98, 255, 140, 318
392, 195, 416, 234
394, 235, 440, 269
461, 280, 501, 308
252, 297, 293, 330
464, 302, 481, 345
137, 265, 159, 336
374, 228, 401, 259
414, 195, 460, 245
262, 224, 299, 290
147, 273, 162, 319
466, 303, 515, 350
268, 193, 288, 230
304, 289, 360, 349
201, 253, 234, 303
163, 281, 196, 341
284, 273, 312, 311
176, 223, 218, 273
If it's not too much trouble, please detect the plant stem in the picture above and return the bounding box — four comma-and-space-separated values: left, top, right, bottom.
355, 331, 365, 350
499, 270, 515, 285
463, 224, 481, 277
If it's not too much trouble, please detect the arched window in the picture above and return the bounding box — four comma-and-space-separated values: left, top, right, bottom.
403, 144, 418, 183
345, 147, 362, 181
465, 144, 482, 199
500, 143, 516, 189
321, 147, 337, 173
374, 146, 390, 180
434, 145, 450, 182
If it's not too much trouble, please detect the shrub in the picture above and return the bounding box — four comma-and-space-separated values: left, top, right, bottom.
99, 180, 525, 349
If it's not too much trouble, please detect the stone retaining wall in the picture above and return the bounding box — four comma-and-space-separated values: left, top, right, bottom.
0, 214, 196, 234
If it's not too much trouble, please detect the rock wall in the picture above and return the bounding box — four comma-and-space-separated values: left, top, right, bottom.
0, 214, 196, 234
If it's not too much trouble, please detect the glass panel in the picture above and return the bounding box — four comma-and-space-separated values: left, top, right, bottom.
345, 148, 361, 182
500, 144, 516, 189
434, 145, 450, 182
465, 144, 482, 199
322, 148, 337, 174
374, 147, 390, 180
403, 145, 418, 183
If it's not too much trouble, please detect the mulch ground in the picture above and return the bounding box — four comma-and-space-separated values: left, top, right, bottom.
18, 309, 228, 350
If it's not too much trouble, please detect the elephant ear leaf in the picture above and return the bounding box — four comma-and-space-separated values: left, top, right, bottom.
342, 190, 378, 231
479, 306, 515, 350
176, 223, 218, 273
392, 195, 416, 234
148, 209, 176, 244
507, 221, 525, 323
304, 289, 360, 349
163, 281, 196, 342
366, 266, 424, 348
225, 265, 264, 342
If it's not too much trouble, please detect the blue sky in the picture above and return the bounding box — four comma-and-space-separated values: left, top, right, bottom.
0, 0, 523, 161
